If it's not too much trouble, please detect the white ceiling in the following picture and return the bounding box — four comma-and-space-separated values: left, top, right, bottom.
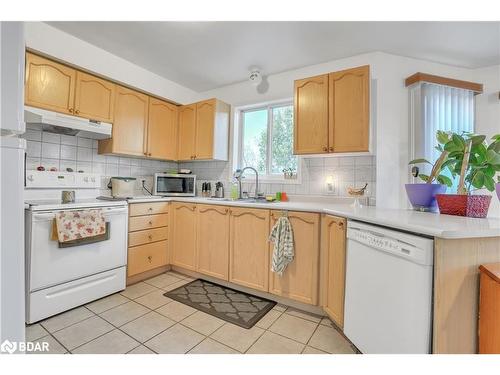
47, 22, 500, 92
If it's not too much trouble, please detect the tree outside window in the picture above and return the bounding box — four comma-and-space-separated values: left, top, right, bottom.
240, 103, 297, 178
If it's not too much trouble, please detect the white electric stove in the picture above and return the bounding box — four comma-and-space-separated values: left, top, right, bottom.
24, 171, 129, 323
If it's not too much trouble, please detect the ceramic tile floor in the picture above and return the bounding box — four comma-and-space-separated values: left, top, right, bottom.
26, 271, 357, 354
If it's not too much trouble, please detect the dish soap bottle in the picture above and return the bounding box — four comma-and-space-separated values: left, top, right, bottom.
230, 179, 239, 200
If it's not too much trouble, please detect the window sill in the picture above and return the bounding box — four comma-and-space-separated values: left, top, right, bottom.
242, 177, 302, 185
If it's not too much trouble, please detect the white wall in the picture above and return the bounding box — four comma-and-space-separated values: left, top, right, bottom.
200, 52, 499, 214
24, 22, 199, 105
473, 64, 500, 217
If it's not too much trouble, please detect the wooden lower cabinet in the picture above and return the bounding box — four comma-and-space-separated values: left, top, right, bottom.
170, 203, 197, 270
321, 214, 347, 328
229, 207, 270, 292
127, 202, 169, 280
196, 205, 230, 280
269, 211, 320, 305
128, 241, 168, 277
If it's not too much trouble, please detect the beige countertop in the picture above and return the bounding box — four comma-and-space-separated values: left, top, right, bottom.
127, 195, 500, 239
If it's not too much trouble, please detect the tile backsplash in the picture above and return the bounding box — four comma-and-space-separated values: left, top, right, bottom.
23, 126, 177, 196
23, 125, 376, 199
179, 155, 376, 199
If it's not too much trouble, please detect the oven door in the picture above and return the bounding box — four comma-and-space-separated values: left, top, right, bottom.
154, 175, 195, 196
26, 206, 128, 292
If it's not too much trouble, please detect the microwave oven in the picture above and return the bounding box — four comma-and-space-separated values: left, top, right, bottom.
153, 173, 196, 196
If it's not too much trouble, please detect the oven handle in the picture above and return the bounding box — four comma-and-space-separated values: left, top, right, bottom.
31, 206, 128, 220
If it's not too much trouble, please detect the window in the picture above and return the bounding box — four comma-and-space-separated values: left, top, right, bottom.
409, 82, 475, 189
237, 102, 297, 180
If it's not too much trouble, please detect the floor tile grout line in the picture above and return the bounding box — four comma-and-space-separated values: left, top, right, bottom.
41, 311, 97, 336
49, 332, 73, 354
264, 323, 316, 348
187, 336, 239, 354
65, 324, 116, 353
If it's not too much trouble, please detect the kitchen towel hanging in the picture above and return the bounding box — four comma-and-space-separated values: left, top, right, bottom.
269, 215, 294, 276
52, 209, 106, 243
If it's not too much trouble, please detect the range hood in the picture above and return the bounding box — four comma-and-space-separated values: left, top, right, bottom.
24, 106, 112, 139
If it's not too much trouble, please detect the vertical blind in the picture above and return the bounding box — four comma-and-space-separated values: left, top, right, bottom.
422, 82, 475, 163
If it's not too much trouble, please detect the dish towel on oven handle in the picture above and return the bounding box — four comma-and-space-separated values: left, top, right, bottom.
269, 216, 294, 276
53, 209, 106, 243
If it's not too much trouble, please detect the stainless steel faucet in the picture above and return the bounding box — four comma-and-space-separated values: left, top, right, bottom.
234, 167, 259, 199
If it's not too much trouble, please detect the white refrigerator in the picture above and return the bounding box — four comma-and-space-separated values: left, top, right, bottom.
0, 21, 26, 345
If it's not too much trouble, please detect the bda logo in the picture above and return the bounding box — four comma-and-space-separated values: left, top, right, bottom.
0, 340, 17, 354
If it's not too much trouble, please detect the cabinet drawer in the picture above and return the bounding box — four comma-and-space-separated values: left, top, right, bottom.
129, 214, 168, 232
129, 202, 169, 217
128, 227, 168, 247
128, 240, 168, 276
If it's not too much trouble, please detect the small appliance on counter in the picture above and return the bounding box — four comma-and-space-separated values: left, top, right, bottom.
153, 173, 196, 196
107, 177, 136, 198
215, 181, 224, 198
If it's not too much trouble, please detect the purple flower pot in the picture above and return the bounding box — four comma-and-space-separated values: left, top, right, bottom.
405, 183, 447, 212
496, 183, 500, 201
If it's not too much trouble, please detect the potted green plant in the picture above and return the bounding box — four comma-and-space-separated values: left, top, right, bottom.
405, 130, 453, 212
435, 133, 500, 218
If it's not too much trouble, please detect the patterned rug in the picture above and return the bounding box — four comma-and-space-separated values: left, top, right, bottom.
164, 279, 276, 329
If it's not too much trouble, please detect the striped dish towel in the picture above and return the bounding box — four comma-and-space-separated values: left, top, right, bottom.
269, 216, 295, 276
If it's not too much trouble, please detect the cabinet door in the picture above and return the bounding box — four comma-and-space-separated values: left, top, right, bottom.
105, 86, 149, 156
321, 214, 347, 327
170, 203, 197, 270
147, 98, 178, 160
74, 71, 115, 122
269, 211, 320, 305
196, 204, 230, 280
293, 74, 329, 155
177, 104, 196, 161
25, 52, 76, 115
229, 207, 270, 291
195, 99, 215, 159
329, 65, 370, 152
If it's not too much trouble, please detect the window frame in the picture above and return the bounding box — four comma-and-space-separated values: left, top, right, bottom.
234, 99, 301, 184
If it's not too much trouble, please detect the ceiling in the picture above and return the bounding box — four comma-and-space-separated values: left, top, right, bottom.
47, 22, 500, 92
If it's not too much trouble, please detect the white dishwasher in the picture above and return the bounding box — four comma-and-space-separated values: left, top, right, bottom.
344, 220, 434, 354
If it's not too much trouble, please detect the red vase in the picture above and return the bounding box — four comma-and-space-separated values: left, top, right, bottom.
435, 194, 492, 218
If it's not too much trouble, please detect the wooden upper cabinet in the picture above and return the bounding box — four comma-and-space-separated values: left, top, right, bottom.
99, 86, 149, 157
170, 203, 197, 271
329, 65, 370, 152
147, 98, 178, 160
177, 99, 230, 161
196, 205, 230, 280
74, 71, 115, 123
25, 52, 76, 115
294, 74, 329, 154
195, 99, 216, 160
321, 214, 347, 328
269, 211, 320, 305
293, 65, 370, 155
229, 207, 270, 292
177, 104, 197, 161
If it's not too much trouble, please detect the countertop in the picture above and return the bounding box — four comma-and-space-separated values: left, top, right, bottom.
127, 196, 500, 239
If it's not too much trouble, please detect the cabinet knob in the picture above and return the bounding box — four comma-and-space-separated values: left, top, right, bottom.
68, 108, 74, 113
148, 221, 153, 225
75, 109, 80, 114
148, 207, 153, 211
144, 152, 148, 156
147, 255, 152, 262
322, 146, 328, 151
329, 147, 334, 152
148, 153, 152, 156
338, 221, 344, 228
225, 208, 229, 214
193, 155, 197, 159
148, 235, 153, 241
